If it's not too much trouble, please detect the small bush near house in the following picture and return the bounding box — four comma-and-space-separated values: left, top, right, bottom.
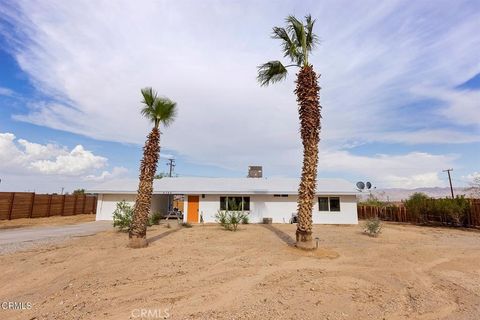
215, 210, 248, 231
215, 210, 228, 228
241, 214, 249, 224
363, 217, 382, 237
113, 201, 134, 232
181, 222, 193, 228
228, 212, 243, 231
165, 222, 171, 229
149, 211, 162, 225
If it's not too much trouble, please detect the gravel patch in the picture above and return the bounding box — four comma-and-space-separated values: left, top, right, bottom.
0, 236, 72, 255
0, 221, 111, 255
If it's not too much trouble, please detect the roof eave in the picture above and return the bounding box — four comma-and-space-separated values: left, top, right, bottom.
88, 190, 358, 195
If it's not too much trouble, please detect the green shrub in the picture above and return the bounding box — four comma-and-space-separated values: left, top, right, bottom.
215, 210, 228, 227
363, 217, 382, 237
359, 194, 385, 207
112, 201, 134, 232
149, 211, 162, 225
435, 196, 469, 226
241, 214, 249, 224
404, 192, 429, 222
215, 210, 248, 231
228, 211, 242, 231
404, 193, 470, 226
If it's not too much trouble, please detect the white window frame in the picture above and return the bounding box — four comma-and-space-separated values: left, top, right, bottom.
318, 196, 341, 212
219, 196, 250, 211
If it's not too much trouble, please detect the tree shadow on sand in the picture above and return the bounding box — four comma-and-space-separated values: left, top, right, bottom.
261, 224, 296, 247
147, 227, 182, 244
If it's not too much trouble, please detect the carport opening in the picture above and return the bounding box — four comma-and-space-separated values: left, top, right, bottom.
151, 194, 185, 219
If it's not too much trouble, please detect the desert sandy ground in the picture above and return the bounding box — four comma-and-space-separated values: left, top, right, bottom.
0, 214, 95, 230
0, 222, 479, 320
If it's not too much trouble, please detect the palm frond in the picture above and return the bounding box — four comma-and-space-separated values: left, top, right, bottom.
305, 14, 319, 51
153, 97, 177, 128
140, 90, 177, 128
285, 15, 306, 50
257, 61, 288, 86
257, 14, 319, 86
141, 87, 156, 107
272, 27, 301, 63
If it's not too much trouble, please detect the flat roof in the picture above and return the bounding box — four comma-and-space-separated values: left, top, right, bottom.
87, 177, 357, 195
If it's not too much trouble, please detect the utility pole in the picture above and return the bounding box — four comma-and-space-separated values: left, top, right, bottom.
443, 168, 454, 198
167, 159, 176, 177
166, 159, 176, 212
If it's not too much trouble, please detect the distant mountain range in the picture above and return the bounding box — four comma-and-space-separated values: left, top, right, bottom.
361, 187, 471, 202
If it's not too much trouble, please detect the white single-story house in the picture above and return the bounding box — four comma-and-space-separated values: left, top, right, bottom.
88, 177, 358, 224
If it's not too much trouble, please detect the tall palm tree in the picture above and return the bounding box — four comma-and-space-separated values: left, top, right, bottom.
129, 87, 177, 248
257, 15, 321, 249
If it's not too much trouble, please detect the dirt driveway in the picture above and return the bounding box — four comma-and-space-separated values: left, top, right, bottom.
0, 220, 111, 254
0, 222, 479, 319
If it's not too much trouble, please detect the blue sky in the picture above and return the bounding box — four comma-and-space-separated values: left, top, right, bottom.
0, 0, 479, 193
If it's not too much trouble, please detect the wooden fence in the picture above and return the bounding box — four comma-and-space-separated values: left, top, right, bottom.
358, 199, 480, 228
0, 192, 97, 220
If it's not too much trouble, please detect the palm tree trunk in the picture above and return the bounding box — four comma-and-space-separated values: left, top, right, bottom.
129, 127, 160, 248
295, 65, 321, 250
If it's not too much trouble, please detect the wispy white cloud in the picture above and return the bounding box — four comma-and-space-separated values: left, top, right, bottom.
369, 129, 480, 145
160, 153, 174, 160
437, 90, 480, 127
0, 0, 478, 187
84, 166, 128, 182
317, 149, 456, 188
462, 171, 480, 182
0, 87, 14, 96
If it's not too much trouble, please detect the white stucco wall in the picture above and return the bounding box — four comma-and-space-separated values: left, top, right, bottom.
96, 194, 173, 221
95, 194, 137, 221
184, 194, 358, 224
97, 193, 358, 224
314, 195, 358, 224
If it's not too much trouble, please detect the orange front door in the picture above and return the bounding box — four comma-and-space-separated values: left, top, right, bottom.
187, 196, 199, 223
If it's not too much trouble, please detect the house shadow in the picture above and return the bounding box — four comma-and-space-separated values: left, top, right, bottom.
147, 227, 181, 244
261, 224, 296, 247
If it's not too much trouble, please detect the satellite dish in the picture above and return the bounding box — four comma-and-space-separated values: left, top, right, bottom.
356, 181, 365, 190
366, 182, 372, 189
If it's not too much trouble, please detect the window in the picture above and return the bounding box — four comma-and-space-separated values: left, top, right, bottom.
329, 197, 340, 211
242, 197, 250, 210
318, 197, 341, 212
318, 197, 329, 211
220, 196, 250, 211
220, 197, 227, 210
230, 197, 243, 210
